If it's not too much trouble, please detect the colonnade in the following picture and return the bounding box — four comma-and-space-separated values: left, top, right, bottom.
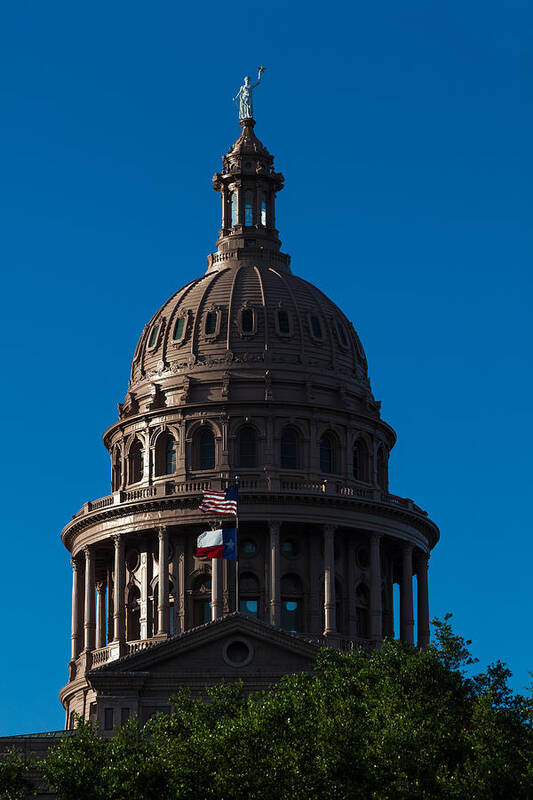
70, 523, 430, 663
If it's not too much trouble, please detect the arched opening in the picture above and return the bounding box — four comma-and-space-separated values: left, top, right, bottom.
260, 191, 267, 226
238, 426, 257, 468
194, 428, 215, 471
230, 191, 238, 226
353, 439, 369, 483
239, 572, 260, 618
128, 438, 144, 484
280, 427, 299, 470
356, 583, 370, 639
280, 573, 303, 633
192, 574, 212, 626
112, 447, 122, 491
155, 432, 177, 477
320, 433, 334, 474
377, 445, 388, 490
126, 585, 140, 642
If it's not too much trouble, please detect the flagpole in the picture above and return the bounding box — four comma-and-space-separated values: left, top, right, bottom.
234, 475, 240, 614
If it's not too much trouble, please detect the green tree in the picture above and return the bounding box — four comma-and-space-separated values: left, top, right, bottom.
0, 749, 33, 800
36, 617, 533, 799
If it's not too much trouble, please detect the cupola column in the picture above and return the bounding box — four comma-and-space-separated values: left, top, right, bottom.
70, 559, 81, 660
83, 547, 95, 652
400, 543, 414, 644
369, 533, 383, 641
417, 552, 430, 648
323, 525, 337, 636
139, 539, 153, 640
157, 526, 170, 635
95, 580, 106, 649
269, 521, 281, 626
212, 558, 223, 620
112, 535, 125, 644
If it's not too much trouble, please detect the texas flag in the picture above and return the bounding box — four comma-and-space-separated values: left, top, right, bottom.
196, 528, 237, 561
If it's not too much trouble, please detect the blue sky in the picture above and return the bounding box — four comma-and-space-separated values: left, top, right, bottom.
0, 1, 531, 735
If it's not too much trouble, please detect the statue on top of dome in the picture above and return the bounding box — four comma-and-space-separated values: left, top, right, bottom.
233, 67, 265, 120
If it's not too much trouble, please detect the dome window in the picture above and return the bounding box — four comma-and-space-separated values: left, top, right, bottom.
205, 309, 221, 338
319, 433, 334, 474
336, 321, 349, 348
241, 539, 257, 557
231, 191, 238, 226
238, 426, 257, 468
280, 427, 299, 470
173, 316, 186, 342
239, 307, 256, 336
194, 428, 215, 471
276, 309, 291, 337
155, 432, 177, 477
309, 315, 323, 341
147, 324, 160, 350
245, 190, 254, 226
128, 438, 144, 484
353, 439, 369, 483
260, 192, 267, 226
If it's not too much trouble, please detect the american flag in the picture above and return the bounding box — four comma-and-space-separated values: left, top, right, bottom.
199, 485, 238, 517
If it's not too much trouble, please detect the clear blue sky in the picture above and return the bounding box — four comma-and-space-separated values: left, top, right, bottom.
0, 1, 531, 736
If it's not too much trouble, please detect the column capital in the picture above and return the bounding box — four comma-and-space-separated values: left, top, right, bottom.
71, 557, 80, 571
323, 524, 336, 539
83, 545, 92, 559
112, 533, 122, 548
95, 580, 105, 593
402, 541, 414, 554
369, 531, 383, 542
268, 521, 281, 536
158, 525, 167, 540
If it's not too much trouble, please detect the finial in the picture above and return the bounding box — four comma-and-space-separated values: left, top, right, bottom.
233, 66, 265, 121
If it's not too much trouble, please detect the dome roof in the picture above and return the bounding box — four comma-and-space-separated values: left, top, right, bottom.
129, 264, 371, 398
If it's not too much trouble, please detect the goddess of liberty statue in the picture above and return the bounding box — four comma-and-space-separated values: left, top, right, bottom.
233, 67, 265, 120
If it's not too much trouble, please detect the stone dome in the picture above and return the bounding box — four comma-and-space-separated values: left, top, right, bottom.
124, 263, 374, 418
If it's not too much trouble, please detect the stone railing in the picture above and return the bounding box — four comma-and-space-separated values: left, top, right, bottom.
127, 639, 156, 656
69, 477, 427, 523
91, 646, 110, 665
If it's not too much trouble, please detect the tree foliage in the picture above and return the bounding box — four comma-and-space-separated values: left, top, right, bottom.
19, 617, 533, 798
0, 749, 33, 800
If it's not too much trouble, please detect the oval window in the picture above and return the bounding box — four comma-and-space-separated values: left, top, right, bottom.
148, 324, 160, 349
241, 539, 257, 556
173, 317, 185, 341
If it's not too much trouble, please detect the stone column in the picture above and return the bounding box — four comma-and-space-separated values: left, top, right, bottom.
106, 562, 114, 641
269, 521, 281, 626
157, 526, 170, 635
400, 543, 414, 644
175, 536, 186, 633
83, 547, 95, 652
113, 535, 125, 643
346, 539, 357, 639
417, 552, 430, 648
323, 525, 336, 635
212, 558, 223, 620
70, 559, 81, 660
369, 533, 383, 642
95, 581, 106, 649
139, 540, 153, 640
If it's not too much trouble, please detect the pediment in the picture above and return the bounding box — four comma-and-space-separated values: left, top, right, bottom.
89, 614, 318, 685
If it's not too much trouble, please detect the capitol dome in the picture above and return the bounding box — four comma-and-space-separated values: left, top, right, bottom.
59, 116, 438, 733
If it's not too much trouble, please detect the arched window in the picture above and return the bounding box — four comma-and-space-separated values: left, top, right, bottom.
155, 432, 177, 477
238, 426, 257, 468
260, 192, 267, 226
239, 572, 260, 618
128, 438, 144, 484
126, 585, 140, 642
310, 315, 323, 340
173, 316, 185, 342
356, 583, 370, 639
280, 574, 303, 633
112, 447, 122, 491
280, 427, 299, 470
245, 190, 254, 226
231, 191, 238, 226
377, 445, 387, 490
277, 309, 290, 335
353, 439, 369, 482
195, 428, 215, 471
192, 574, 211, 626
320, 433, 334, 474
205, 311, 218, 336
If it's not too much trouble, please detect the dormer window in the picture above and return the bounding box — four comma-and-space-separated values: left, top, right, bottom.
147, 324, 160, 350
276, 309, 292, 337
336, 321, 349, 348
245, 190, 254, 226
173, 316, 186, 342
241, 308, 254, 333
205, 312, 217, 335
309, 315, 323, 340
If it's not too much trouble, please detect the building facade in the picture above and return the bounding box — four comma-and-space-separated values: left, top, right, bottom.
58, 117, 439, 734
